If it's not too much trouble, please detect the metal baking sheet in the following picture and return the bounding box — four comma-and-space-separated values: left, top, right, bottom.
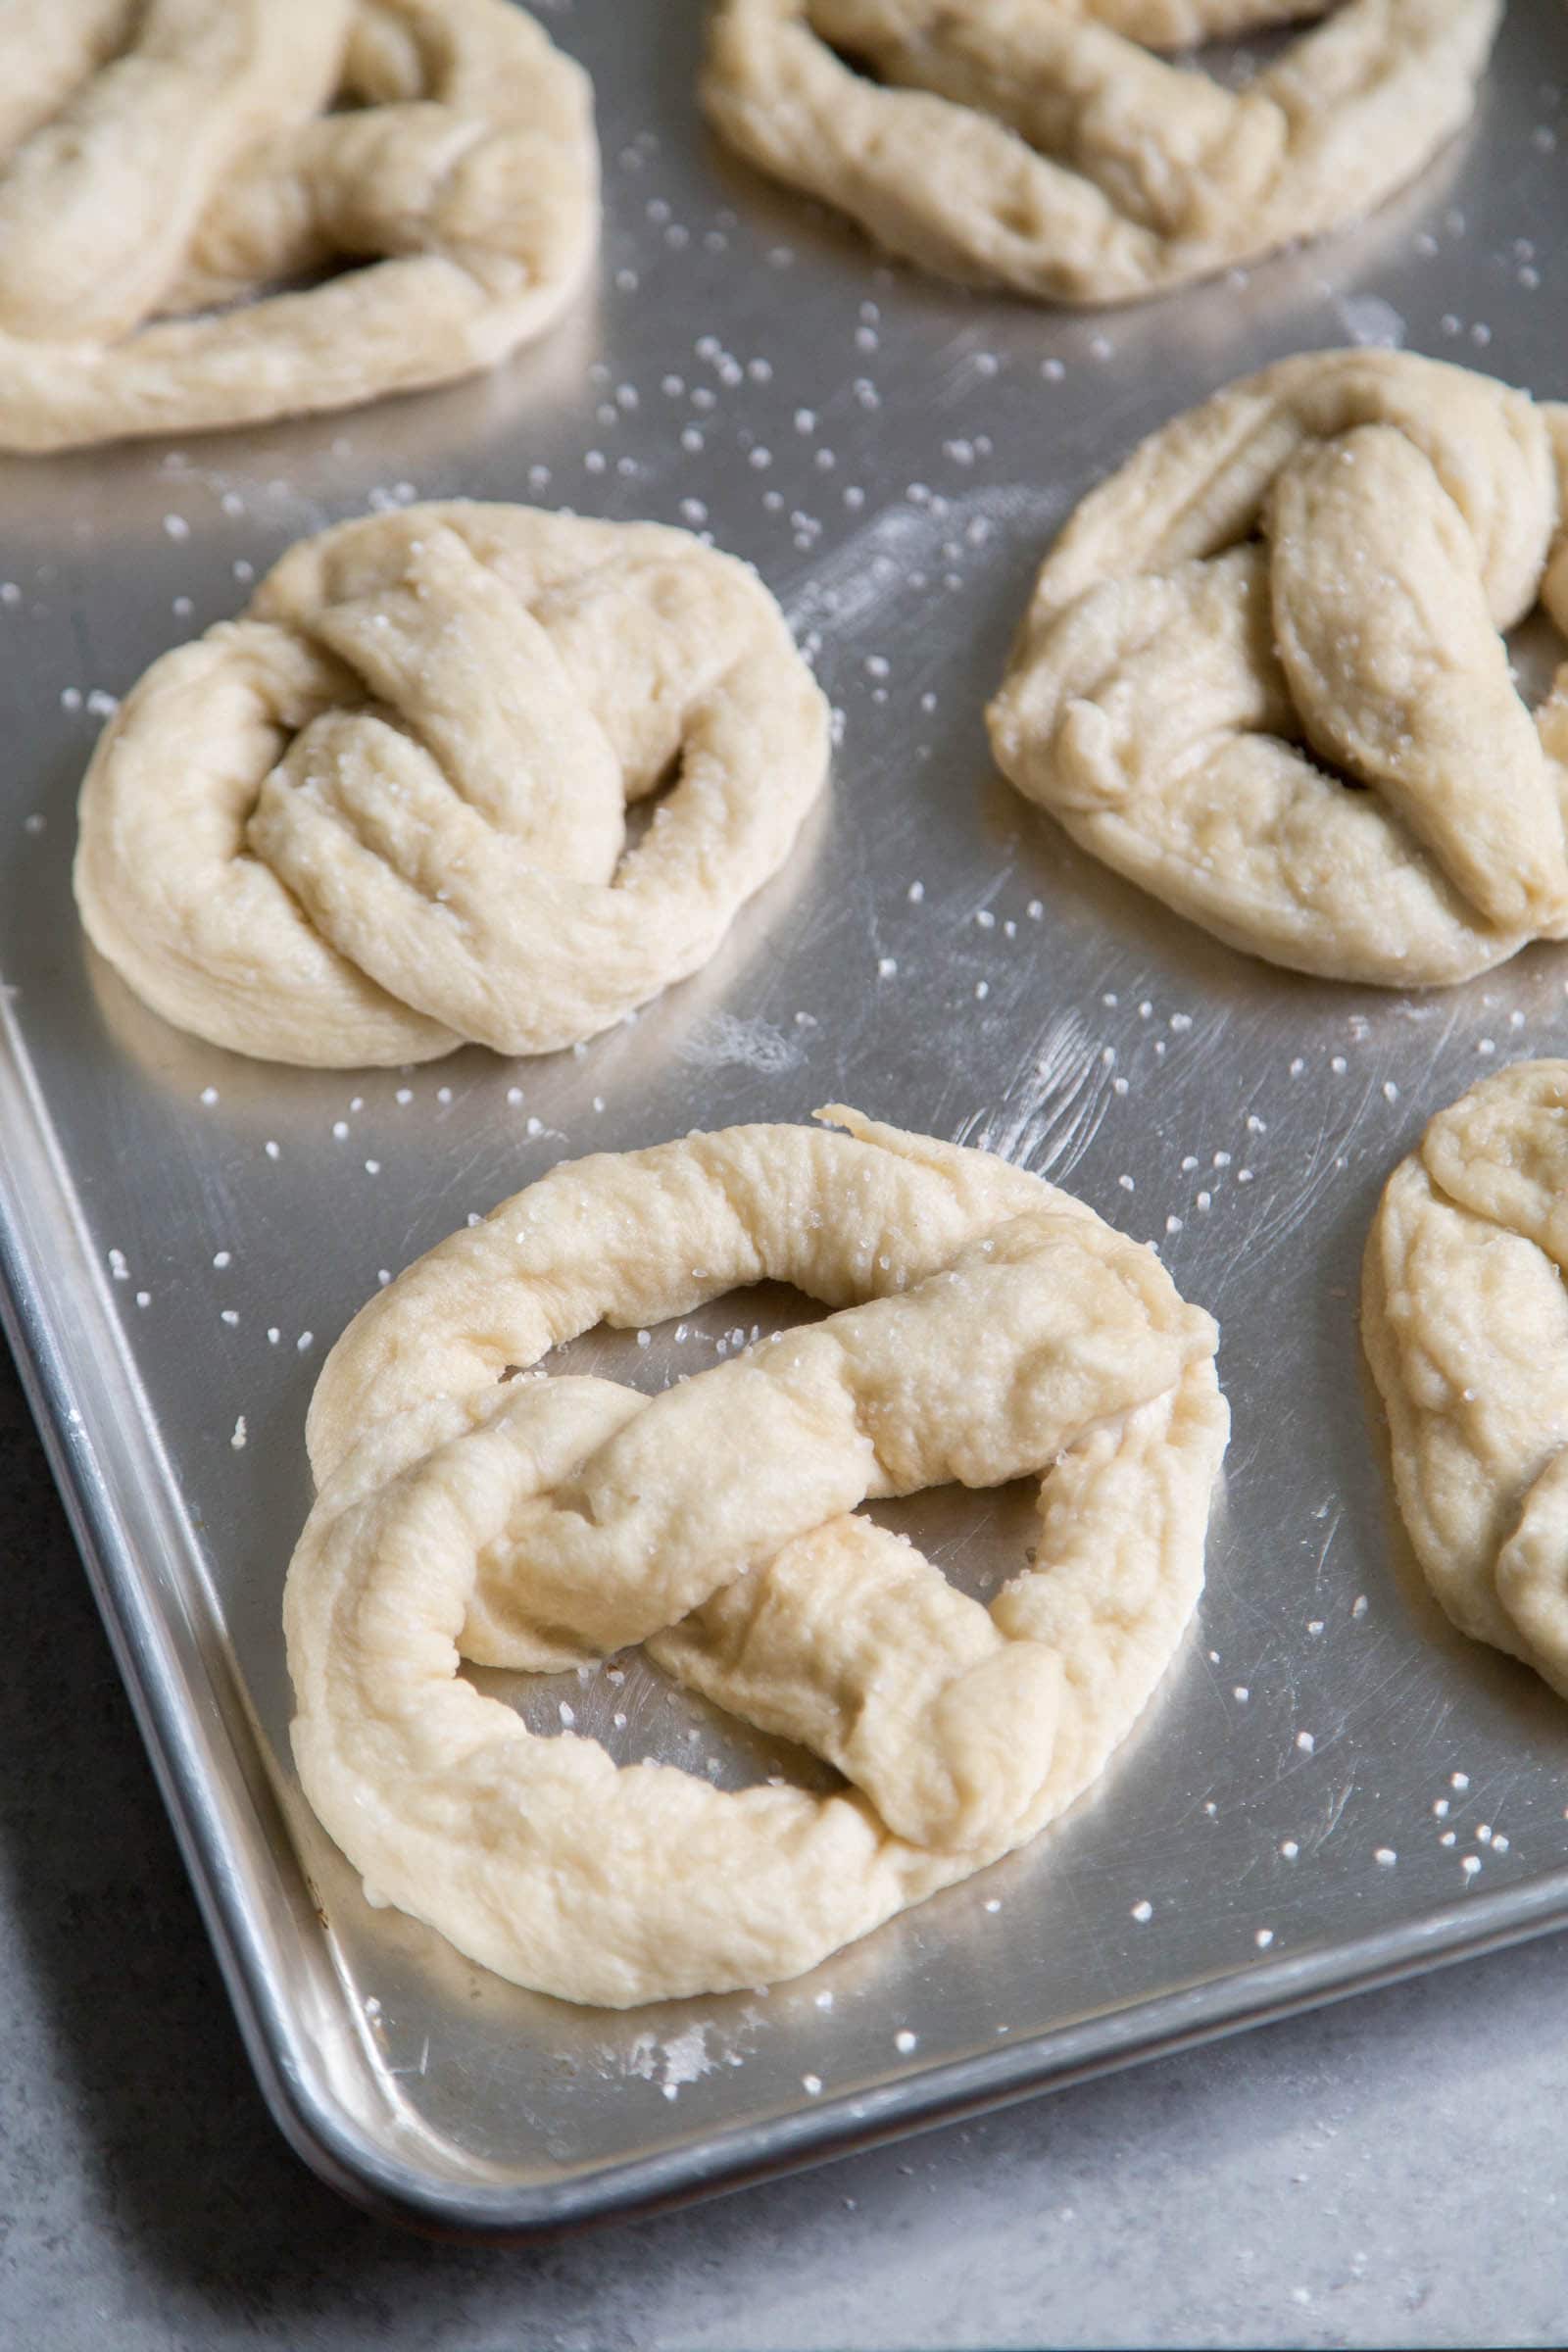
3, 0, 1568, 2238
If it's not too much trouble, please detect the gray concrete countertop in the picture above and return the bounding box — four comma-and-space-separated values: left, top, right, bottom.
2, 1339, 1563, 2351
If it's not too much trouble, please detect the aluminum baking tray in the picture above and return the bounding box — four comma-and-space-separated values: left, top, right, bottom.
3, 0, 1567, 2239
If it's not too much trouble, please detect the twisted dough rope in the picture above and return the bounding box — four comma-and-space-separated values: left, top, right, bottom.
1365, 1062, 1568, 1701
288, 1110, 1228, 2006
74, 503, 830, 1066
701, 0, 1497, 305
990, 351, 1568, 988
0, 0, 597, 452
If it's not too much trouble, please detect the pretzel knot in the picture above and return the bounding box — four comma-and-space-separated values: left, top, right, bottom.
286, 1110, 1228, 2007
1365, 1062, 1568, 1701
702, 0, 1497, 305
0, 0, 598, 453
990, 352, 1568, 988
74, 504, 830, 1067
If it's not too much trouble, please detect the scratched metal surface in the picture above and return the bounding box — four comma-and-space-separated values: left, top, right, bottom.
1, 0, 1567, 2232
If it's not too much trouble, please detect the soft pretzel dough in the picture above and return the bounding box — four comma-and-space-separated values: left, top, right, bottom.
287, 1110, 1229, 2006
1365, 1062, 1568, 1699
702, 0, 1497, 305
989, 351, 1568, 986
0, 0, 598, 452
74, 503, 830, 1066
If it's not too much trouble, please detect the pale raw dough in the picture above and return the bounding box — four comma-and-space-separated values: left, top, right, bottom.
287, 1108, 1229, 2006
1364, 1060, 1568, 1699
0, 0, 598, 453
74, 503, 830, 1066
701, 0, 1497, 305
989, 350, 1568, 987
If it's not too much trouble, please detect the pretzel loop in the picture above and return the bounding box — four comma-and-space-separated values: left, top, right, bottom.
287, 1111, 1228, 2005
0, 0, 598, 450
1365, 1062, 1568, 1700
703, 0, 1498, 305
74, 503, 831, 1066
989, 352, 1568, 987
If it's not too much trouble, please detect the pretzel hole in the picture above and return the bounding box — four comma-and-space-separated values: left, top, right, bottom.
541, 1278, 829, 1391
460, 1649, 844, 1796
620, 747, 685, 846
1288, 741, 1370, 796
815, 36, 887, 84
224, 253, 368, 308
1507, 607, 1568, 713
1170, 24, 1300, 91
866, 1477, 1039, 1607
464, 1282, 1042, 1792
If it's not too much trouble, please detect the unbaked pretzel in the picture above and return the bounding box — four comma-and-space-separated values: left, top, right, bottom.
0, 0, 598, 452
1365, 1062, 1568, 1700
288, 1109, 1229, 2006
74, 503, 830, 1066
989, 351, 1568, 987
701, 0, 1497, 305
